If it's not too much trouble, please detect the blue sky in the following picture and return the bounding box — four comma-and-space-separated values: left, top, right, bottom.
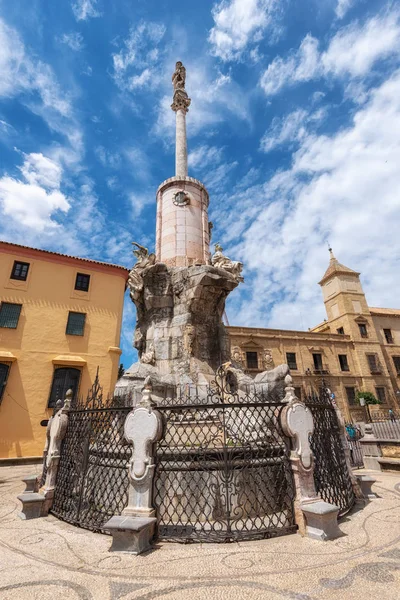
1, 0, 400, 369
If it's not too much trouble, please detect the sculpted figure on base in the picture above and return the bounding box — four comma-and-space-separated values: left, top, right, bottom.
211, 243, 244, 283
128, 242, 156, 303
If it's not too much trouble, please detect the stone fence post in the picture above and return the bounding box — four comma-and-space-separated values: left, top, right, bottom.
104, 377, 163, 555
280, 375, 342, 541
18, 390, 72, 520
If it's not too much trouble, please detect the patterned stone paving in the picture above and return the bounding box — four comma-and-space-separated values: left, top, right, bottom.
0, 464, 399, 599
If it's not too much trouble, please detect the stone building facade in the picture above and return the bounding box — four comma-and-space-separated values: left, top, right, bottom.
228, 250, 400, 422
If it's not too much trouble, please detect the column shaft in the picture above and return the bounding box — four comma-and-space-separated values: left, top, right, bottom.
175, 109, 188, 177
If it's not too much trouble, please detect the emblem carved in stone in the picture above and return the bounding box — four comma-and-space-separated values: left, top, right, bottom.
262, 349, 274, 370
211, 243, 244, 283
231, 346, 243, 366
173, 190, 189, 206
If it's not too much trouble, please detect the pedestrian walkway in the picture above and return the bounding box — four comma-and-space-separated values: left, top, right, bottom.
0, 464, 399, 599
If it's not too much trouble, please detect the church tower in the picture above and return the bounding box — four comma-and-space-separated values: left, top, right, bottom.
318, 248, 372, 339
155, 62, 211, 267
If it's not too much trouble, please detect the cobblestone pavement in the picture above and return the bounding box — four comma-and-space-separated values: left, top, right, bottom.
0, 465, 399, 600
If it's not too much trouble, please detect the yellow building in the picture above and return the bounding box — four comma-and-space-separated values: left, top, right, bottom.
0, 241, 129, 460
228, 250, 400, 422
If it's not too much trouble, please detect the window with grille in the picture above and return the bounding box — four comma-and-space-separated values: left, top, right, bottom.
0, 363, 10, 403
375, 387, 386, 404
312, 353, 323, 370
393, 356, 400, 375
48, 367, 80, 408
294, 387, 302, 400
337, 327, 344, 335
339, 354, 350, 371
367, 354, 380, 373
10, 261, 30, 281
75, 273, 90, 292
358, 323, 368, 338
383, 329, 394, 344
286, 352, 297, 370
246, 351, 258, 369
345, 387, 356, 406
0, 303, 22, 328
66, 312, 86, 336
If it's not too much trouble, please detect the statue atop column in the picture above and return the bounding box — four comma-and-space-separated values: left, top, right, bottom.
172, 61, 186, 90
171, 61, 191, 114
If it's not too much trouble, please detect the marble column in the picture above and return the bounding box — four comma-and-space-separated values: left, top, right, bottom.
175, 108, 188, 177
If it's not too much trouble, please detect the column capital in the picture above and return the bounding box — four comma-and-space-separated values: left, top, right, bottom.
171, 89, 191, 113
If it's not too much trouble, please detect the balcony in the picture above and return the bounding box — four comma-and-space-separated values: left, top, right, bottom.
313, 368, 330, 375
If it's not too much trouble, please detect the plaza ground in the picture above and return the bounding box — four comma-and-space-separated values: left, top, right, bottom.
0, 464, 399, 600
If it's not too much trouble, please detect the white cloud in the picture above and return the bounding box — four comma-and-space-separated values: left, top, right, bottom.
72, 0, 100, 21
59, 32, 84, 51
129, 191, 155, 218
209, 0, 278, 61
188, 145, 224, 169
94, 146, 120, 169
225, 69, 400, 331
0, 18, 72, 118
260, 108, 327, 152
336, 0, 357, 20
0, 153, 70, 230
112, 21, 166, 91
20, 153, 62, 189
260, 11, 400, 96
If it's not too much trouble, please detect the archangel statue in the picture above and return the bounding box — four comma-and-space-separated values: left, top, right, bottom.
172, 61, 186, 90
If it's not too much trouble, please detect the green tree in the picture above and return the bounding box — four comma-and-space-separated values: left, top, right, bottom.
117, 363, 125, 380
356, 391, 381, 405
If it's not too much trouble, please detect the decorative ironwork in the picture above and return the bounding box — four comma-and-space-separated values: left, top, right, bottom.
305, 387, 355, 515
51, 376, 133, 533
153, 386, 296, 543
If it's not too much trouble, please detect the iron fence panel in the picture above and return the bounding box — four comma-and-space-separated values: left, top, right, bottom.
305, 390, 355, 515
153, 398, 296, 543
51, 407, 132, 532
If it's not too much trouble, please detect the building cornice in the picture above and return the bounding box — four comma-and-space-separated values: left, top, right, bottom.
0, 241, 130, 279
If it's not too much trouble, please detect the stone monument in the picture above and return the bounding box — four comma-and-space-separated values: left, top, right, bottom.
117, 61, 288, 402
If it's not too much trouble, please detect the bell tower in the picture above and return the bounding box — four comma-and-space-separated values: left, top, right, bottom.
319, 248, 373, 339
155, 61, 211, 267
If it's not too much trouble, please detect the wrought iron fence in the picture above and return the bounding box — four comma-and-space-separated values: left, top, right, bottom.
153, 378, 296, 543
305, 388, 355, 515
51, 376, 133, 533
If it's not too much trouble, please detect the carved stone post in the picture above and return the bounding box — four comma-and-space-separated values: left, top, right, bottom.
40, 391, 71, 515
104, 377, 163, 555
281, 375, 342, 541
17, 391, 71, 520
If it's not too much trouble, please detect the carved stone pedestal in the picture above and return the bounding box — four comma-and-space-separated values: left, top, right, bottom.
17, 492, 45, 520
22, 474, 39, 493
301, 501, 341, 541
104, 516, 157, 555
356, 474, 378, 499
